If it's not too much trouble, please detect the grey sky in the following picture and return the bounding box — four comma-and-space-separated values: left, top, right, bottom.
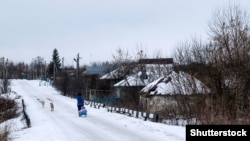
1, 0, 250, 66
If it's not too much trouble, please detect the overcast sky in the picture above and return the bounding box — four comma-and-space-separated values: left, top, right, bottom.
1, 0, 250, 66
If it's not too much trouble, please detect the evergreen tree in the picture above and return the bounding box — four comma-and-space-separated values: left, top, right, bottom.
48, 48, 61, 77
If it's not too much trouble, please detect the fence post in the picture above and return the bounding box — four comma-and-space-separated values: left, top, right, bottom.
153, 114, 159, 122
22, 99, 31, 128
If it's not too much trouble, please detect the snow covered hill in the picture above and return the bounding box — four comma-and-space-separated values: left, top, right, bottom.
7, 79, 185, 141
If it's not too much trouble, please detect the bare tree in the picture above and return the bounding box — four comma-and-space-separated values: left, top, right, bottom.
206, 4, 250, 123
30, 56, 46, 79
173, 3, 250, 124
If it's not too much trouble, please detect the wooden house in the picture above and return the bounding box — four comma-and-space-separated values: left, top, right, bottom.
139, 71, 210, 114
112, 58, 174, 107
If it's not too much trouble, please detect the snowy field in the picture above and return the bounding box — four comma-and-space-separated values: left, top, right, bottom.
2, 79, 185, 141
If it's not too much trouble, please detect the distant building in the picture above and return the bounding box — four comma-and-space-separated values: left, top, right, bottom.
84, 66, 111, 76
138, 58, 173, 64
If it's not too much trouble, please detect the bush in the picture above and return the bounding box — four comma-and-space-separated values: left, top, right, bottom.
0, 98, 19, 123
0, 126, 10, 141
0, 97, 19, 141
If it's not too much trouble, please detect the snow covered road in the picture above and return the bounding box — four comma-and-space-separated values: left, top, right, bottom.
10, 79, 185, 141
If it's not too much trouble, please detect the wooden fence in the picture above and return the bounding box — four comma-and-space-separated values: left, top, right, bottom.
86, 101, 159, 122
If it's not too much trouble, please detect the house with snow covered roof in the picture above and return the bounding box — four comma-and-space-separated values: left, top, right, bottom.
110, 58, 174, 107
99, 68, 126, 97
139, 70, 210, 115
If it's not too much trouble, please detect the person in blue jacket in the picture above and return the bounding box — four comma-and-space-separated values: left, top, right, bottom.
76, 92, 84, 112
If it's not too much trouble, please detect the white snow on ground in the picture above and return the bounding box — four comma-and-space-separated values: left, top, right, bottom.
3, 79, 185, 141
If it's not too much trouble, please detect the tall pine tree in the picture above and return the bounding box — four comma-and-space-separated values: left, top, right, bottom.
48, 48, 61, 77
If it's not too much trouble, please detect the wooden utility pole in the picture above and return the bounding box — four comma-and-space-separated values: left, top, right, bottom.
5, 58, 8, 79
62, 57, 64, 71
73, 53, 81, 77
